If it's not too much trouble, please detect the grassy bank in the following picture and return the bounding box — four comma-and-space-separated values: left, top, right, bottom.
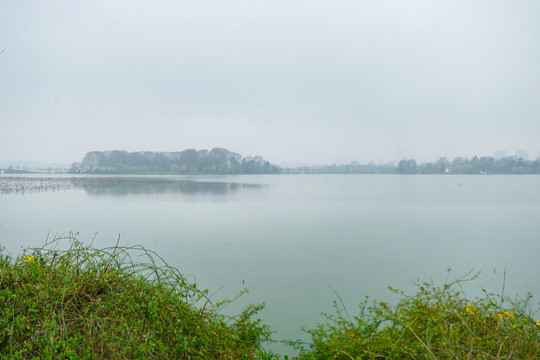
1, 236, 539, 359
0, 235, 273, 359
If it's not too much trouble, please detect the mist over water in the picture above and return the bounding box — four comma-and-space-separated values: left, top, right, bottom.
1, 174, 539, 354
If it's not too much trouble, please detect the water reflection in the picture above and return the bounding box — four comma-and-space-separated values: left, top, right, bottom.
83, 179, 265, 196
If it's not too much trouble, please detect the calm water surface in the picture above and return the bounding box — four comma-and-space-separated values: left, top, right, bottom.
1, 174, 539, 354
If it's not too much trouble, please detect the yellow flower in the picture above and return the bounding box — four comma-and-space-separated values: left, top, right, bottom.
465, 303, 475, 315
25, 255, 35, 264
497, 310, 515, 319
536, 320, 540, 326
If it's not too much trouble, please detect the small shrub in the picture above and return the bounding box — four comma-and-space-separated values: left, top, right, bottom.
295, 270, 540, 359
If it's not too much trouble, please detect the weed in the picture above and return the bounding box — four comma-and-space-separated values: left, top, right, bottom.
2, 236, 539, 360
0, 233, 273, 359
294, 270, 540, 359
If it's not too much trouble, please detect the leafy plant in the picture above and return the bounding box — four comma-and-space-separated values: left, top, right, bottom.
294, 270, 540, 359
0, 233, 273, 359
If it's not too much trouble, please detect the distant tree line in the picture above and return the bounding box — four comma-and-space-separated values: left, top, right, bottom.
69, 150, 540, 175
69, 148, 280, 174
284, 156, 540, 174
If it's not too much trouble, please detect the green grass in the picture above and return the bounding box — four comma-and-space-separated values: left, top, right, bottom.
1, 236, 539, 359
0, 234, 274, 359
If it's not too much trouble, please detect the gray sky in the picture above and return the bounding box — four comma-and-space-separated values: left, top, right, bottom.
1, 0, 539, 166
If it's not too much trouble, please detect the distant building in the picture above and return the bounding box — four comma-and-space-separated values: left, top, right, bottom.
515, 149, 529, 161
493, 150, 507, 160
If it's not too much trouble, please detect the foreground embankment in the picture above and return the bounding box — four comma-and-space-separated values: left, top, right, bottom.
1, 235, 539, 359
0, 235, 273, 359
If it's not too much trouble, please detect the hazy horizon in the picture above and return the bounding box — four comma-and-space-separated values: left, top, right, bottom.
1, 147, 538, 171
2, 1, 540, 166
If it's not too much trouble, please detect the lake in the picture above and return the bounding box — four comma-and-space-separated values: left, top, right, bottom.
1, 174, 539, 355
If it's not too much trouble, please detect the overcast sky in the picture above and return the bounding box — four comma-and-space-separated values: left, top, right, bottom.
1, 0, 539, 166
